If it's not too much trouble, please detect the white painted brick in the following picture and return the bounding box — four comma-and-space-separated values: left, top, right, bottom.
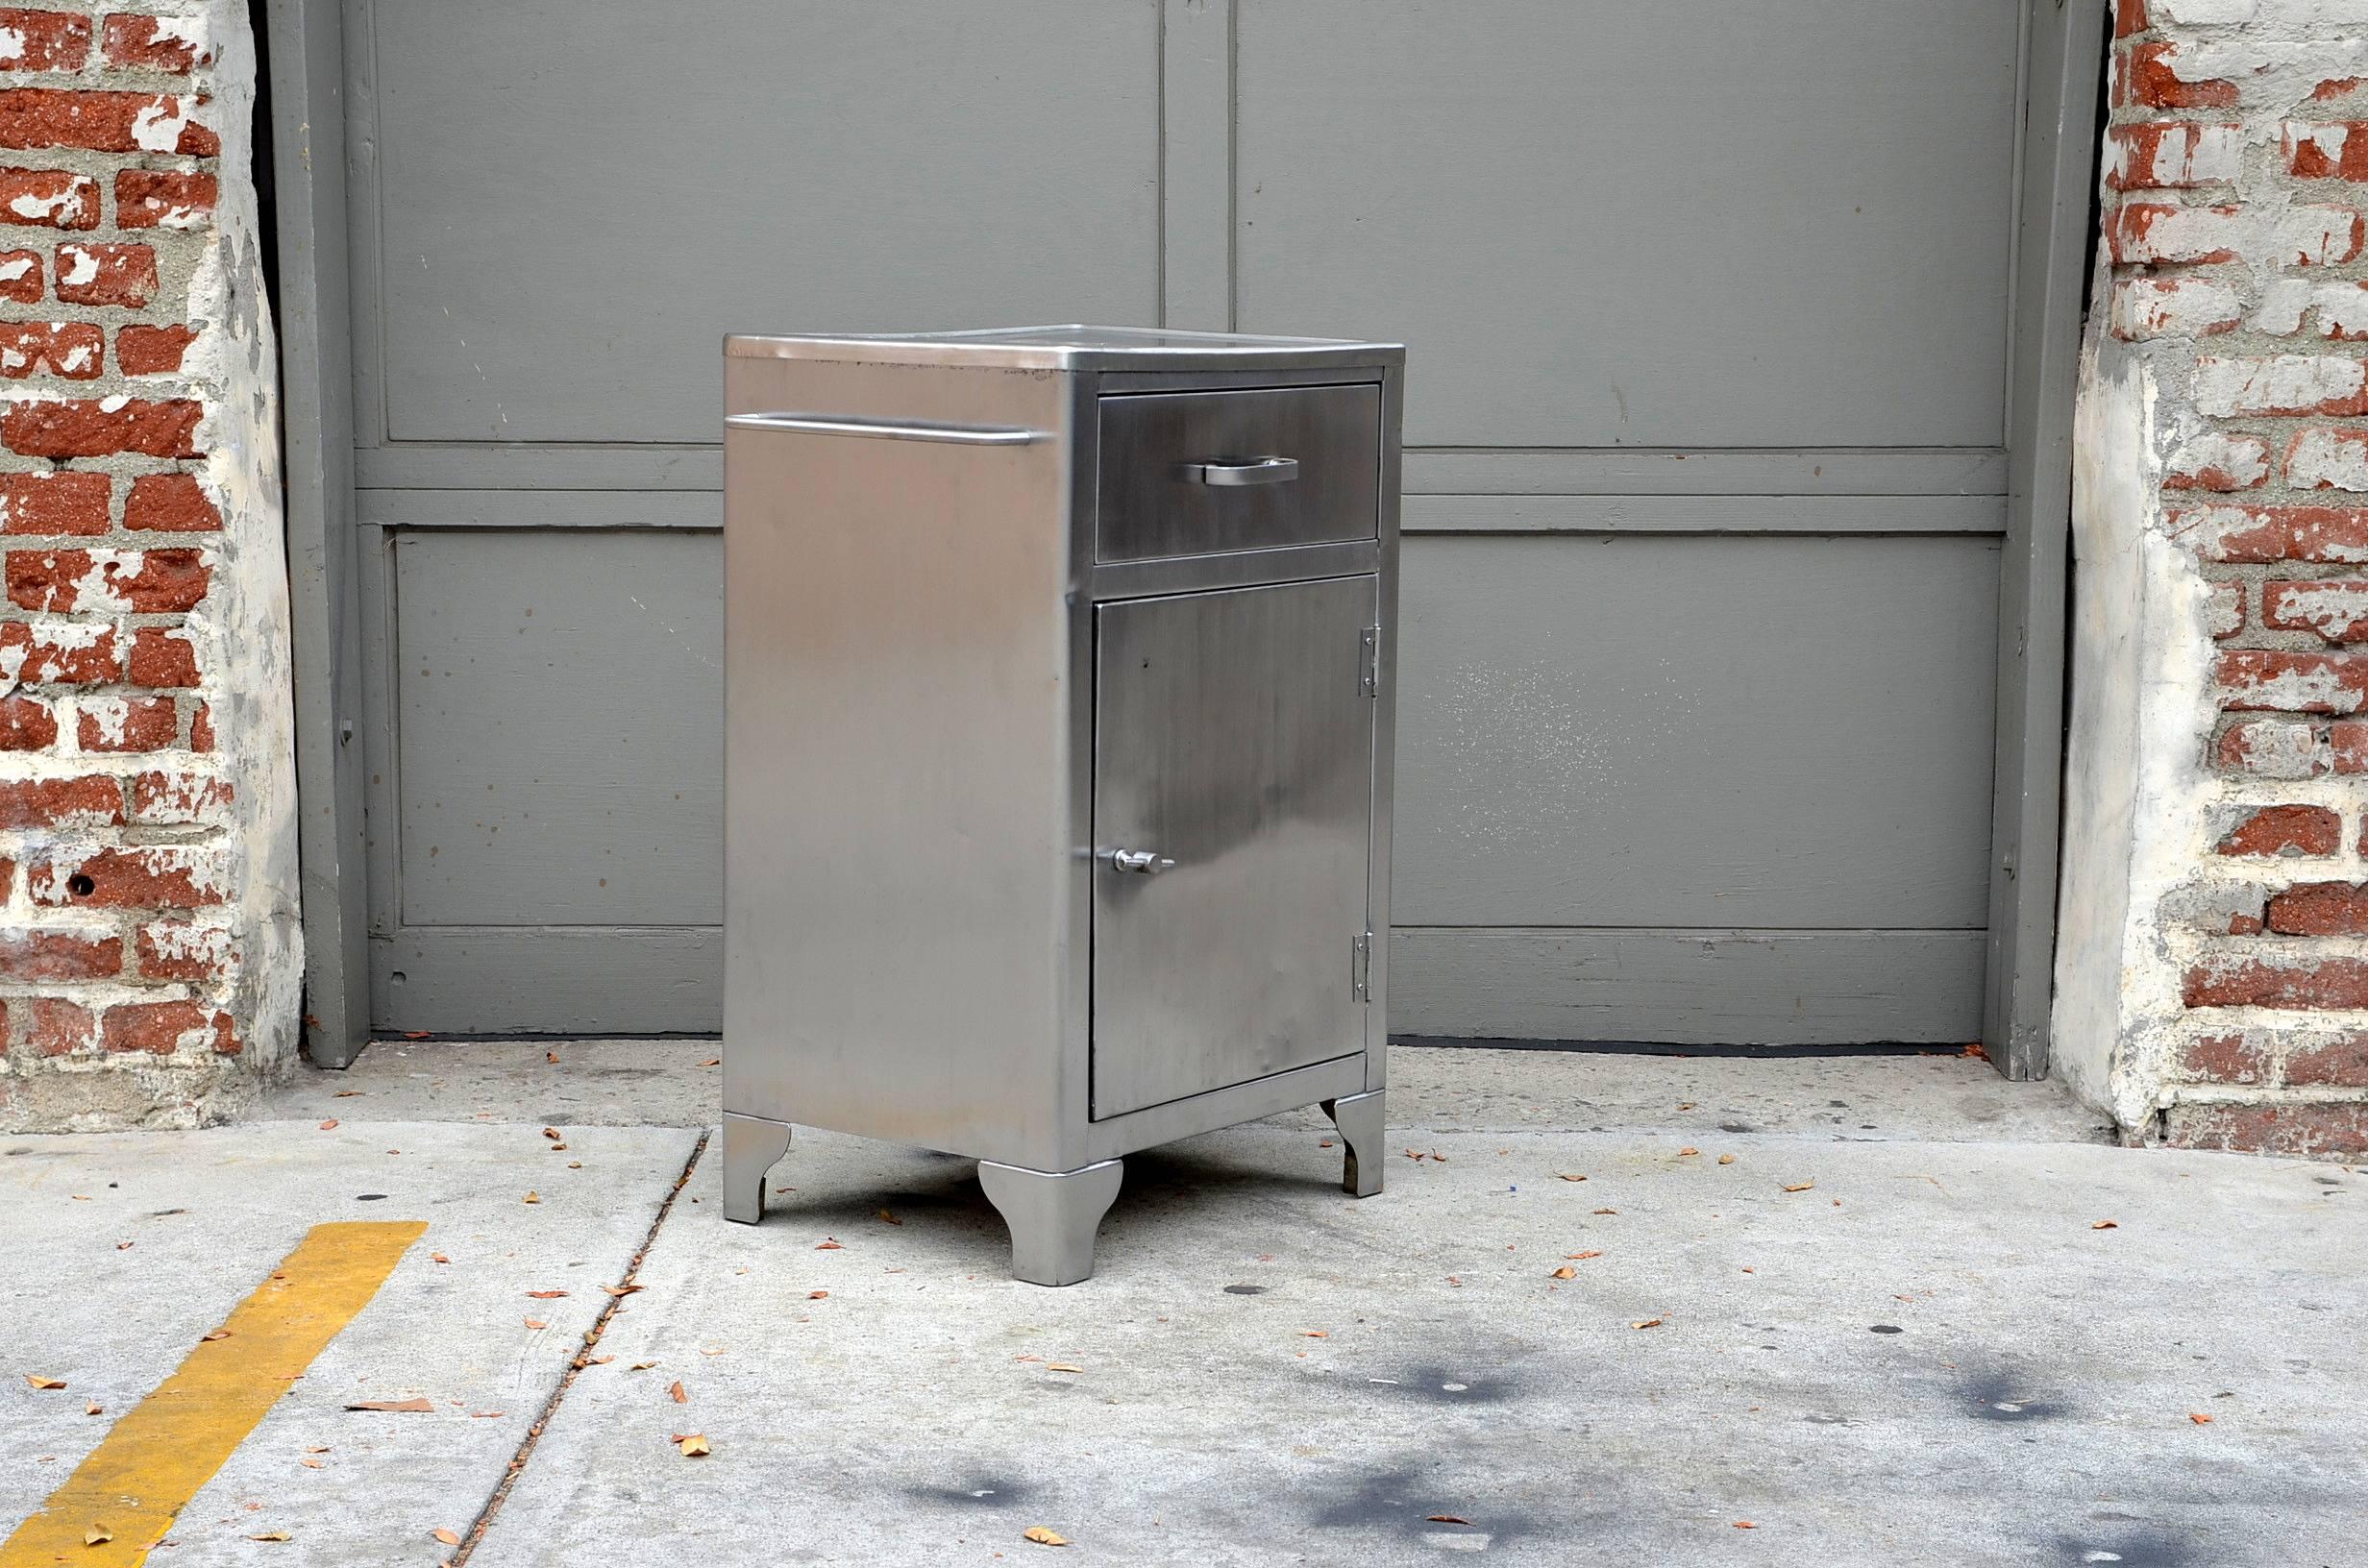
2287, 428, 2368, 488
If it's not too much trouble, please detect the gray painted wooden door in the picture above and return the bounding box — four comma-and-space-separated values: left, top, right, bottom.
344, 0, 2021, 1041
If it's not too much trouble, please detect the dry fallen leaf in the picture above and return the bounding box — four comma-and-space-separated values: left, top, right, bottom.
25, 1375, 65, 1390
249, 1531, 292, 1541
85, 1402, 101, 1416
1023, 1527, 1070, 1547
601, 1284, 643, 1299
85, 1525, 111, 1546
528, 1289, 568, 1299
1426, 1515, 1474, 1526
816, 1238, 842, 1250
2093, 1220, 2119, 1230
1678, 1147, 1699, 1158
1566, 1250, 1602, 1261
333, 1090, 363, 1098
1556, 1172, 1588, 1182
1631, 1317, 1664, 1330
432, 1529, 461, 1546
542, 1127, 562, 1140
1592, 1208, 1618, 1215
629, 1361, 657, 1371
1046, 1362, 1084, 1373
1678, 1102, 1696, 1111
877, 1209, 902, 1226
522, 1191, 541, 1205
403, 1028, 432, 1040
807, 1289, 828, 1300
430, 1253, 451, 1264
1735, 1521, 1758, 1530
300, 1458, 324, 1469
1782, 1182, 1815, 1193
1717, 1154, 1737, 1165
547, 1049, 560, 1063
1300, 1331, 1329, 1339
202, 1331, 231, 1342
676, 1433, 711, 1457
306, 1446, 330, 1454
2189, 1412, 2213, 1425
523, 1319, 547, 1331
344, 1398, 434, 1412
669, 1381, 688, 1404
317, 1119, 339, 1131
1550, 1266, 1576, 1281
698, 1058, 722, 1067
568, 1161, 582, 1169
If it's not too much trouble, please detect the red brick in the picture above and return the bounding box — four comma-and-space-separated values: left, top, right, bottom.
101, 998, 230, 1056
0, 245, 36, 301
2, 396, 199, 458
2126, 41, 2238, 110
0, 618, 113, 682
2286, 427, 2368, 491
125, 625, 193, 686
128, 768, 226, 824
2318, 78, 2368, 105
2193, 356, 2368, 418
0, 88, 216, 155
2181, 1032, 2267, 1085
188, 698, 208, 750
0, 165, 93, 228
8, 547, 209, 611
2213, 803, 2341, 857
77, 694, 173, 752
0, 11, 91, 73
2217, 649, 2368, 712
135, 919, 230, 980
2217, 719, 2331, 777
123, 471, 215, 530
0, 318, 98, 378
2286, 121, 2368, 182
2266, 880, 2368, 934
2114, 0, 2148, 39
2285, 1035, 2368, 1087
2336, 721, 2368, 772
98, 13, 207, 74
2192, 504, 2368, 563
28, 845, 224, 907
2184, 954, 2368, 1009
2164, 1100, 2368, 1158
23, 994, 91, 1055
2166, 433, 2270, 491
114, 322, 191, 375
2108, 122, 2242, 190
2261, 580, 2368, 642
0, 926, 116, 980
53, 240, 154, 306
0, 772, 118, 827
2107, 202, 2240, 265
0, 690, 53, 747
112, 166, 210, 229
0, 468, 105, 533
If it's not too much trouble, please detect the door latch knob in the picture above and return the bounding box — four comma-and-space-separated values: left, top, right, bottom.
1104, 848, 1174, 874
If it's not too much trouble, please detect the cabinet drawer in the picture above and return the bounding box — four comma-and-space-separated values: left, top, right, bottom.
1096, 384, 1380, 563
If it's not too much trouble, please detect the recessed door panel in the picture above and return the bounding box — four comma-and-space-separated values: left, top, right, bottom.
1092, 576, 1376, 1118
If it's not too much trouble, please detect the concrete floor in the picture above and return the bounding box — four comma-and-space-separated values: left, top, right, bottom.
3, 1043, 2356, 1567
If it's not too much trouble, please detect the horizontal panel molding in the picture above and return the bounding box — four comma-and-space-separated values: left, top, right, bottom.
374, 927, 722, 1035
1390, 927, 1985, 1045
363, 489, 721, 530
1403, 494, 2006, 536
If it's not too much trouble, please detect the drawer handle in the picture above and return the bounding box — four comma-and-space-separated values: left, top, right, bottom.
1183, 456, 1299, 487
1101, 847, 1174, 875
726, 411, 1044, 446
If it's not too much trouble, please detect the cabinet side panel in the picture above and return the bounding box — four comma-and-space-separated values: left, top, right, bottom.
723, 357, 1074, 1164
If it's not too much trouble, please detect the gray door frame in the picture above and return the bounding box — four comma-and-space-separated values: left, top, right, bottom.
264, 0, 2106, 1074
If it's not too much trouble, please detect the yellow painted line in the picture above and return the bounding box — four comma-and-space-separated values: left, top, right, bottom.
3, 1219, 427, 1565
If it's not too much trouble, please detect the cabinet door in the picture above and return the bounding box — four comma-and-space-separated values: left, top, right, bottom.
1091, 576, 1376, 1118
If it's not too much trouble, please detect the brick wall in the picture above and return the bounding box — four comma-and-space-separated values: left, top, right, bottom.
2059, 0, 2368, 1158
0, 2, 296, 1130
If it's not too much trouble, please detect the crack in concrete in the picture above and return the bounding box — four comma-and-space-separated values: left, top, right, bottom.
447, 1127, 711, 1566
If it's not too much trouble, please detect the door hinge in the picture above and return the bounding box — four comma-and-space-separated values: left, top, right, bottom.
1352, 930, 1372, 1002
1359, 625, 1381, 698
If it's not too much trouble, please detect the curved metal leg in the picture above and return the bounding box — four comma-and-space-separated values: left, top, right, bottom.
976, 1158, 1124, 1286
1322, 1090, 1386, 1197
721, 1112, 793, 1225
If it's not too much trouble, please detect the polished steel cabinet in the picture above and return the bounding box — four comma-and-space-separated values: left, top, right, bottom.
721, 327, 1402, 1285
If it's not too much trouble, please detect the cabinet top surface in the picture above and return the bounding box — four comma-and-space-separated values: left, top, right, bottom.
725, 324, 1404, 372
